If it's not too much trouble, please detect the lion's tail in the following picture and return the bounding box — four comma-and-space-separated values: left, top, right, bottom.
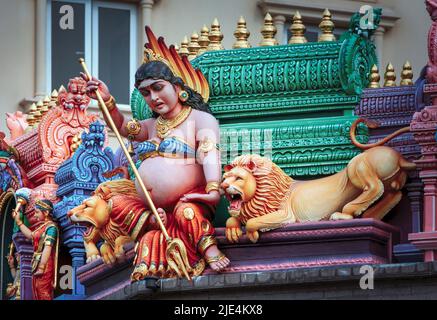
350, 118, 410, 150
399, 156, 416, 171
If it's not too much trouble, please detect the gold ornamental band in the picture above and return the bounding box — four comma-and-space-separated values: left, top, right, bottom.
197, 235, 218, 256
205, 181, 220, 194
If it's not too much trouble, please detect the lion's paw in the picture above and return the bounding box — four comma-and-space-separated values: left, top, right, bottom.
86, 254, 101, 264
225, 227, 243, 243
329, 212, 354, 221
246, 230, 260, 243
100, 243, 116, 264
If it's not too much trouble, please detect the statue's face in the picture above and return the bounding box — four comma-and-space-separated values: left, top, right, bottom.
33, 209, 49, 222
138, 79, 180, 116
57, 78, 91, 127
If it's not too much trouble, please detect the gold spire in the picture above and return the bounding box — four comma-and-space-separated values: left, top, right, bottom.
26, 113, 35, 128
188, 31, 201, 61
259, 13, 278, 47
233, 16, 251, 49
207, 18, 224, 51
59, 85, 66, 93
27, 103, 37, 127
289, 11, 307, 44
384, 63, 397, 87
318, 9, 336, 42
41, 96, 50, 115
29, 102, 38, 114
36, 99, 44, 111
33, 110, 42, 127
198, 25, 210, 55
179, 36, 189, 58
369, 64, 381, 88
34, 100, 43, 126
400, 61, 414, 86
49, 89, 58, 109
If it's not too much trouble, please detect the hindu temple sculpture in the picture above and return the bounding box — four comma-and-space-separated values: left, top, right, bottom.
69, 27, 230, 281
11, 188, 59, 300
3, 2, 437, 299
222, 118, 416, 243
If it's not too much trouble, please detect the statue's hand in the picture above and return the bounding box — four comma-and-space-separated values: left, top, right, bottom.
7, 255, 15, 269
80, 72, 111, 102
180, 191, 220, 205
150, 208, 167, 227
33, 269, 44, 277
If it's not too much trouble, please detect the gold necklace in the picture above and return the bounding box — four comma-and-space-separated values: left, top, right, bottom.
155, 106, 192, 138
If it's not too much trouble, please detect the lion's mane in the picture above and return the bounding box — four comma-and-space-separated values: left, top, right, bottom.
230, 154, 293, 224
93, 179, 148, 246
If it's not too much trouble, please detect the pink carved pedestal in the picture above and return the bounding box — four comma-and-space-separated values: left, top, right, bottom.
408, 85, 437, 261
77, 219, 399, 298
212, 219, 398, 273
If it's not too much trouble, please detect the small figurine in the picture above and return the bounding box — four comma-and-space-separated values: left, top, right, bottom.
222, 118, 416, 243
5, 243, 21, 300
12, 197, 59, 300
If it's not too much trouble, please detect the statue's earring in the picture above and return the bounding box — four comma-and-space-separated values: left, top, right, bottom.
178, 90, 189, 103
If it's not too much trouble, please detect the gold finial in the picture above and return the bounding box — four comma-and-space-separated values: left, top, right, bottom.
259, 13, 278, 46
36, 100, 44, 112
318, 9, 336, 42
50, 89, 58, 101
289, 11, 307, 44
198, 25, 210, 55
369, 64, 381, 88
49, 89, 58, 109
70, 133, 82, 153
59, 85, 66, 93
233, 16, 251, 49
400, 61, 414, 86
29, 102, 38, 115
188, 31, 201, 61
33, 100, 44, 126
179, 36, 189, 58
33, 110, 42, 127
41, 96, 50, 114
26, 114, 35, 127
384, 63, 397, 87
207, 18, 224, 51
27, 103, 37, 126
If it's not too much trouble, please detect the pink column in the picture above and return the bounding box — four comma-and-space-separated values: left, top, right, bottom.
408, 0, 437, 261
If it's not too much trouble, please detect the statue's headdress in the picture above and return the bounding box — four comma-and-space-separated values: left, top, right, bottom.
143, 27, 210, 102
35, 199, 54, 213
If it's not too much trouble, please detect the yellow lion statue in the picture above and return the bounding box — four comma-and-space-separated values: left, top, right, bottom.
221, 119, 416, 243
68, 179, 152, 264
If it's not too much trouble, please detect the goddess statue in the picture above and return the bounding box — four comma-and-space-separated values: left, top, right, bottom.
81, 28, 230, 280
12, 199, 59, 300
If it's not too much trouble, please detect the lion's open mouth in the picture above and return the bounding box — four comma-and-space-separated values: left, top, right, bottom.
68, 213, 96, 233
226, 192, 244, 215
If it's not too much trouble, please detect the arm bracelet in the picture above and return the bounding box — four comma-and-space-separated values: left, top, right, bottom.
205, 181, 220, 194
105, 96, 117, 112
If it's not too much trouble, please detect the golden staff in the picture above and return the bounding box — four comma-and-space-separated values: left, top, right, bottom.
79, 58, 192, 281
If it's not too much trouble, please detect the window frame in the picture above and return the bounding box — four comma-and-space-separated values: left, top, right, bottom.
47, 0, 137, 108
